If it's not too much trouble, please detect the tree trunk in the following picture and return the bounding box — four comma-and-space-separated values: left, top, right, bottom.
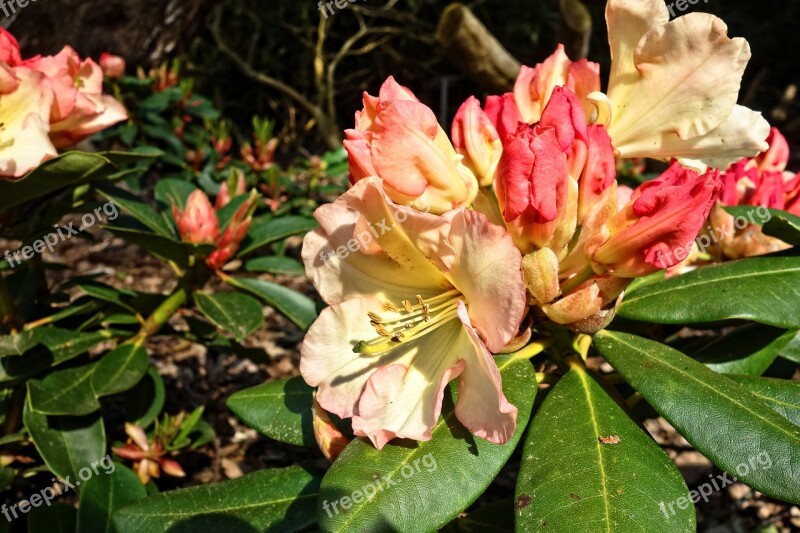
436, 3, 521, 94
9, 0, 215, 67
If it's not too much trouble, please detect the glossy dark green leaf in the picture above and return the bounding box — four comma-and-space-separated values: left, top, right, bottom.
445, 499, 513, 532
780, 331, 800, 364
516, 362, 693, 531
28, 503, 77, 533
618, 257, 800, 328
103, 225, 190, 266
78, 283, 139, 315
23, 400, 106, 490
0, 329, 38, 357
98, 187, 174, 238
594, 331, 800, 503
762, 210, 800, 246
691, 324, 796, 375
125, 367, 165, 428
237, 216, 318, 256
244, 256, 305, 276
194, 291, 264, 342
0, 152, 113, 211
112, 466, 321, 532
76, 464, 147, 533
227, 377, 315, 446
725, 375, 800, 427
28, 363, 100, 416
318, 355, 537, 532
23, 327, 112, 366
225, 277, 316, 331
92, 343, 149, 397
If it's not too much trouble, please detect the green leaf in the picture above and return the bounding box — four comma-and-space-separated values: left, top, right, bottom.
725, 375, 800, 427
103, 225, 190, 266
78, 283, 139, 315
244, 256, 305, 276
318, 355, 537, 532
194, 291, 264, 342
112, 466, 321, 532
594, 331, 800, 503
98, 186, 175, 238
216, 194, 249, 231
0, 152, 113, 211
28, 503, 77, 533
23, 399, 106, 491
92, 343, 149, 397
762, 209, 800, 246
516, 362, 693, 532
780, 331, 800, 364
691, 324, 796, 375
28, 363, 100, 416
446, 499, 513, 532
0, 329, 38, 357
125, 367, 165, 428
227, 377, 315, 446
76, 464, 147, 533
154, 178, 196, 212
225, 277, 316, 331
238, 216, 318, 256
618, 257, 800, 328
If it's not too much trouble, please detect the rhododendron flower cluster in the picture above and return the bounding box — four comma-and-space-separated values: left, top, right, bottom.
300, 0, 775, 450
0, 28, 127, 179
704, 128, 800, 259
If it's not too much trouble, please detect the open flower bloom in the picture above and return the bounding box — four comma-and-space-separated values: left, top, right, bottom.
501, 0, 769, 169
344, 77, 478, 214
301, 178, 526, 449
24, 46, 127, 148
586, 161, 722, 277
598, 0, 769, 168
0, 68, 57, 179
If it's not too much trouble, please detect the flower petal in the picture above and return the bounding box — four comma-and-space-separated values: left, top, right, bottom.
452, 302, 517, 444
446, 209, 526, 353
608, 12, 751, 152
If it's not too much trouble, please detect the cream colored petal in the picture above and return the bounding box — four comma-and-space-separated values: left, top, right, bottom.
609, 13, 750, 150
300, 297, 418, 420
302, 196, 448, 305
669, 106, 770, 170
446, 209, 526, 353
605, 0, 669, 99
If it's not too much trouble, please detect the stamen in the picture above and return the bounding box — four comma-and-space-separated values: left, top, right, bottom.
368, 312, 383, 323
402, 300, 414, 313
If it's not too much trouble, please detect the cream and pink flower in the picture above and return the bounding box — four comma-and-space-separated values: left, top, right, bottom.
24, 46, 128, 148
300, 178, 525, 449
344, 77, 478, 214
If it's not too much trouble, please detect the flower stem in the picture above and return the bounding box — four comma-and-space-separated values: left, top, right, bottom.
130, 285, 188, 344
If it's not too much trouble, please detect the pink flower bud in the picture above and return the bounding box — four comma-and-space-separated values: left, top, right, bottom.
207, 191, 258, 269
100, 53, 126, 79
451, 96, 502, 187
173, 190, 220, 245
586, 162, 723, 277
